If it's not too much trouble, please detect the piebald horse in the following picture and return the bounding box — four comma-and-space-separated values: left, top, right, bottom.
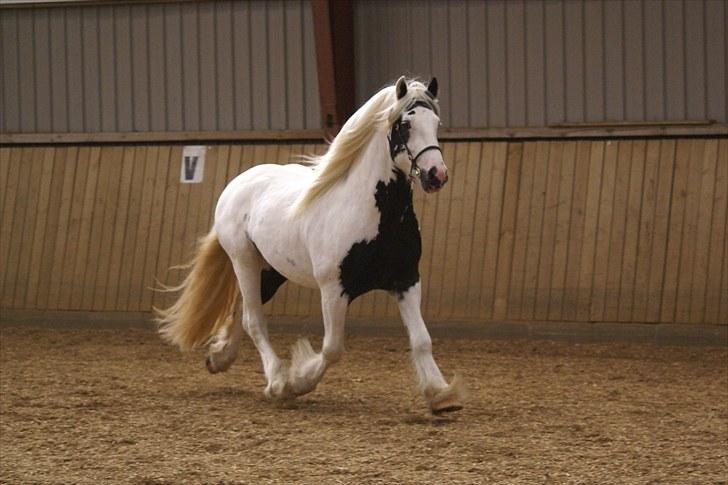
157, 77, 464, 414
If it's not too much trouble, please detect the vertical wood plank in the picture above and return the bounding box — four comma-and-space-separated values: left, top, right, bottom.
103, 147, 137, 310
0, 149, 22, 303
86, 147, 124, 310
524, 0, 545, 126
232, 1, 252, 130
125, 146, 158, 311
535, 142, 563, 320
704, 140, 727, 324
521, 141, 549, 320
674, 140, 708, 322
617, 140, 647, 321
548, 141, 577, 320
452, 142, 484, 318
576, 142, 605, 321
590, 140, 619, 321
13, 149, 45, 307
439, 142, 469, 317
284, 2, 304, 130
153, 146, 185, 309
660, 139, 692, 322
507, 141, 535, 319
632, 140, 662, 322
603, 0, 624, 121
493, 142, 523, 320
604, 141, 633, 322
689, 140, 720, 323
424, 143, 457, 318
23, 148, 56, 308
141, 146, 172, 311
57, 147, 92, 309
561, 141, 592, 320
2, 149, 31, 306
34, 148, 67, 308
646, 140, 677, 321
478, 142, 508, 319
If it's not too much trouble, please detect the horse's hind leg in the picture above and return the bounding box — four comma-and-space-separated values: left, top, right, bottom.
230, 257, 291, 399
286, 282, 348, 396
205, 311, 243, 373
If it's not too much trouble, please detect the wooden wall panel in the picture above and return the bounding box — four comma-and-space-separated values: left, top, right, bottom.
1, 139, 726, 325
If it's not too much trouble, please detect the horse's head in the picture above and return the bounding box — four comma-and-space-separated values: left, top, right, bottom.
388, 76, 448, 193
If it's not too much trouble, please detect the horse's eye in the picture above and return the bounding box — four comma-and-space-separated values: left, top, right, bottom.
407, 110, 416, 115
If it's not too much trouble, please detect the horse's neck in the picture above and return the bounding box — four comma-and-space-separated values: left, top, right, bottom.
347, 132, 410, 207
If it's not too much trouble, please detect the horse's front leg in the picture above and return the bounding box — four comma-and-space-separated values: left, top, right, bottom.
287, 282, 348, 396
398, 282, 464, 414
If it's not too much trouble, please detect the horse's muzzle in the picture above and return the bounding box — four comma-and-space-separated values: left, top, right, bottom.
420, 166, 448, 193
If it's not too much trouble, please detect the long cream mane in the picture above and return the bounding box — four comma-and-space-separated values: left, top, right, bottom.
293, 79, 438, 213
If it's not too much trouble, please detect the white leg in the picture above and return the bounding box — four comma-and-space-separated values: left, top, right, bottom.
287, 282, 348, 396
205, 312, 243, 373
398, 282, 464, 413
231, 259, 290, 399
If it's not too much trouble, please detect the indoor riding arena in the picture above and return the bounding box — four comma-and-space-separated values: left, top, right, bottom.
1, 1, 726, 484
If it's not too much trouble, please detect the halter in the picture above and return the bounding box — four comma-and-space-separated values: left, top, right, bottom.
388, 100, 442, 180
404, 144, 442, 178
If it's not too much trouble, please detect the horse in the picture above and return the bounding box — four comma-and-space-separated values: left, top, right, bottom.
156, 76, 464, 414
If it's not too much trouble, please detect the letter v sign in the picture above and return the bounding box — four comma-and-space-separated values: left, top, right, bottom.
180, 146, 206, 183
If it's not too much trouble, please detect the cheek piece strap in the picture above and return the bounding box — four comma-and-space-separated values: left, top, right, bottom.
407, 145, 442, 178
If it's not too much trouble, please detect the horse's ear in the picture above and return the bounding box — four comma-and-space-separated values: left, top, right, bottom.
427, 77, 438, 98
395, 76, 408, 100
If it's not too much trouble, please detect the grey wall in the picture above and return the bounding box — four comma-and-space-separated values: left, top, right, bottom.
0, 0, 321, 134
355, 0, 728, 128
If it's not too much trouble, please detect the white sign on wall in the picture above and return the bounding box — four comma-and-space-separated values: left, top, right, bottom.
180, 146, 206, 183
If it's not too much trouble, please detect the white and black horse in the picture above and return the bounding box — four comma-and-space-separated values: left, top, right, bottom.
157, 77, 464, 414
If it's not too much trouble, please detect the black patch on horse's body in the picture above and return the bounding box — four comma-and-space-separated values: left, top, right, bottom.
339, 169, 421, 302
261, 269, 287, 304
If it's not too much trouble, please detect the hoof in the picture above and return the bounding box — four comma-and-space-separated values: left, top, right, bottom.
205, 356, 218, 374
427, 376, 465, 415
430, 396, 464, 415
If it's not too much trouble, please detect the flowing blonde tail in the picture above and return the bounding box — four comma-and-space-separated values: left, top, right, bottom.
155, 231, 239, 351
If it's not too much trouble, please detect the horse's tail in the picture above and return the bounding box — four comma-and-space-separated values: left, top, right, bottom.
155, 231, 239, 351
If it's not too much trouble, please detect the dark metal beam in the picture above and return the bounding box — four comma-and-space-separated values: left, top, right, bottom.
311, 0, 355, 136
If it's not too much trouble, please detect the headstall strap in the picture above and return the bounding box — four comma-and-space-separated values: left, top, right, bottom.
409, 145, 442, 179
